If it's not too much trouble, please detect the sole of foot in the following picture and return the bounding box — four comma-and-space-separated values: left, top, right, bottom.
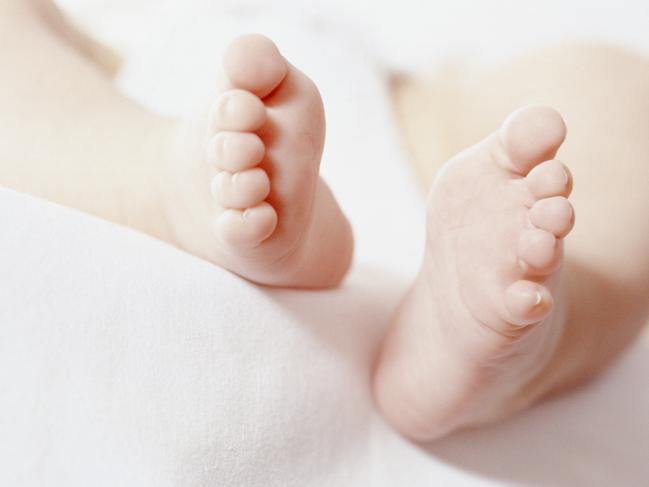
374, 106, 575, 441
165, 35, 353, 288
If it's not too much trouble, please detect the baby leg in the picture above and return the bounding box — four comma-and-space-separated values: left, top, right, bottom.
378, 44, 649, 440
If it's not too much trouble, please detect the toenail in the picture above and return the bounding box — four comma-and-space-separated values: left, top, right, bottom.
518, 228, 558, 271
208, 135, 226, 166
210, 172, 229, 197
518, 288, 540, 307
218, 94, 231, 117
560, 168, 569, 187
219, 135, 228, 158
566, 204, 574, 224
505, 280, 554, 326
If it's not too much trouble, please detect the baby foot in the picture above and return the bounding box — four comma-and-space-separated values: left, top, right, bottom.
166, 35, 353, 288
374, 106, 575, 440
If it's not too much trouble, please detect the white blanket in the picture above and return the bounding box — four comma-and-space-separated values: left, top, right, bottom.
3, 186, 649, 485
3, 1, 649, 485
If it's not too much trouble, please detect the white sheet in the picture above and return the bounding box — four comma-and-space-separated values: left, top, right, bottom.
3, 1, 649, 485
3, 186, 649, 486
61, 0, 649, 70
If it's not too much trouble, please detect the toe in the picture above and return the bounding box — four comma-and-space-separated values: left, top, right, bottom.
529, 197, 575, 238
223, 34, 288, 98
517, 228, 561, 274
211, 168, 271, 209
214, 202, 278, 248
504, 280, 554, 326
526, 160, 573, 199
499, 106, 567, 175
211, 90, 266, 132
208, 132, 265, 172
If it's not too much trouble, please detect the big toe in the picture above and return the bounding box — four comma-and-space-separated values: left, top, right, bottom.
223, 34, 288, 98
499, 106, 567, 175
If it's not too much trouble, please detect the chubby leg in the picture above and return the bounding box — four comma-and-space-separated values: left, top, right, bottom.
378, 44, 649, 440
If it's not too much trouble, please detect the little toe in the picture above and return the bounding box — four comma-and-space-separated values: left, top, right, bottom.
223, 34, 288, 98
517, 228, 561, 274
504, 280, 554, 326
211, 168, 271, 209
215, 202, 278, 248
211, 90, 266, 132
499, 106, 567, 175
529, 197, 575, 238
208, 132, 265, 172
526, 160, 573, 199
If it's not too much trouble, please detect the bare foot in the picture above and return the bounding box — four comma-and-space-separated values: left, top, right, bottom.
164, 35, 353, 288
374, 106, 575, 441
0, 20, 352, 289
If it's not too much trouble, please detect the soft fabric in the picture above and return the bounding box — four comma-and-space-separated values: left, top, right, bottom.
62, 0, 649, 71
2, 187, 649, 485
2, 1, 649, 485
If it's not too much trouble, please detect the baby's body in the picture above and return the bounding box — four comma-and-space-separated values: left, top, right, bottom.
3, 0, 649, 442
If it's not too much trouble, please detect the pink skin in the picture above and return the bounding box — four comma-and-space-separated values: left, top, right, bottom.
373, 106, 576, 441
1, 1, 643, 446
166, 35, 354, 288
208, 41, 577, 439
0, 3, 583, 442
